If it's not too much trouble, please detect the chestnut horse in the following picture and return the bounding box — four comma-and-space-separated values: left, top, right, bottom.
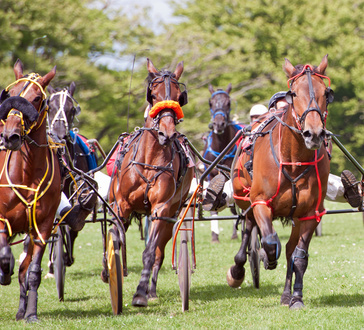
0, 60, 61, 321
202, 84, 243, 240
227, 55, 333, 309
109, 58, 194, 307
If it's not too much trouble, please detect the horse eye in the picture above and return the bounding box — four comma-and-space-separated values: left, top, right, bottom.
33, 96, 41, 103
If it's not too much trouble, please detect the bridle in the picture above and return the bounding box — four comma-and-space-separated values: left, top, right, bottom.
209, 90, 231, 121
147, 72, 187, 128
0, 74, 48, 139
285, 65, 334, 132
48, 88, 80, 135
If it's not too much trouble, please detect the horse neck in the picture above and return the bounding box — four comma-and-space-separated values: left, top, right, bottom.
26, 120, 49, 155
280, 108, 317, 161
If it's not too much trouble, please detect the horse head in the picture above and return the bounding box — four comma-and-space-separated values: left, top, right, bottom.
283, 54, 334, 150
47, 82, 80, 139
208, 83, 232, 134
146, 58, 187, 146
0, 59, 56, 150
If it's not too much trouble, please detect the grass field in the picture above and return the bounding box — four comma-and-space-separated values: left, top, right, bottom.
1, 201, 363, 329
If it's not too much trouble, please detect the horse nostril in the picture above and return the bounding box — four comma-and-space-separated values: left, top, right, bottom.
170, 132, 177, 141
302, 130, 312, 139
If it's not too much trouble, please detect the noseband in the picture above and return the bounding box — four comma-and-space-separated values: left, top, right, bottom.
209, 90, 231, 122
287, 65, 332, 132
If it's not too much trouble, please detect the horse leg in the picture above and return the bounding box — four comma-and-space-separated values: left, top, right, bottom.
16, 239, 34, 320
65, 227, 77, 266
288, 220, 316, 310
132, 219, 173, 306
253, 204, 281, 270
21, 242, 46, 322
281, 218, 300, 305
226, 217, 253, 287
148, 220, 173, 299
0, 236, 15, 286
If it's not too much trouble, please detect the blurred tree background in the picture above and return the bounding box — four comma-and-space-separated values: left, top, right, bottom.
0, 0, 362, 175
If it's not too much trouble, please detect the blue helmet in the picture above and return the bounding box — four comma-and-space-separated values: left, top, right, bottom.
268, 91, 287, 109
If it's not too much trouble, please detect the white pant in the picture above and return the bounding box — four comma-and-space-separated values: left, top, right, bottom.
56, 171, 112, 218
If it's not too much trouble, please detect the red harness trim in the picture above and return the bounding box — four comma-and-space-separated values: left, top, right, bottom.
234, 121, 326, 222
149, 100, 184, 120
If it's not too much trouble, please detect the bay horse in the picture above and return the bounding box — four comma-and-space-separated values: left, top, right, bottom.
202, 84, 243, 241
0, 59, 61, 321
109, 58, 194, 307
227, 55, 333, 309
46, 82, 96, 269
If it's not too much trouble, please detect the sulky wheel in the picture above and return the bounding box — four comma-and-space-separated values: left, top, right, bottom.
248, 225, 260, 289
107, 228, 123, 315
53, 226, 66, 301
178, 227, 190, 312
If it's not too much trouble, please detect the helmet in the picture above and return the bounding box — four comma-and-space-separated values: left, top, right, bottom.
250, 104, 268, 117
268, 91, 287, 109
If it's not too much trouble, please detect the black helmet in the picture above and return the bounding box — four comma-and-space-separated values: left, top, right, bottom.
268, 91, 287, 109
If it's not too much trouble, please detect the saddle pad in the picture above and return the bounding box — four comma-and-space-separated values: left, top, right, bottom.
69, 130, 97, 170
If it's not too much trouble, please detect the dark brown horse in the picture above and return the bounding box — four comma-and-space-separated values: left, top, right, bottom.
0, 60, 61, 321
47, 82, 95, 268
109, 58, 194, 307
202, 84, 243, 241
227, 55, 333, 309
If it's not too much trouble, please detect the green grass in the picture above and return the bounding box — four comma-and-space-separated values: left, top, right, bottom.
1, 201, 363, 329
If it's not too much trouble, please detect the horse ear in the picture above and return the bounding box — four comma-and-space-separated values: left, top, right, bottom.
147, 58, 159, 74
173, 61, 184, 80
41, 66, 57, 88
208, 84, 215, 94
14, 59, 24, 80
226, 83, 232, 94
69, 81, 76, 96
317, 54, 328, 75
283, 58, 295, 78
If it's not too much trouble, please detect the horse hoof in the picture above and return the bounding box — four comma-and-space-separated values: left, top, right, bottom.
132, 293, 148, 307
26, 315, 39, 323
226, 266, 245, 288
148, 292, 158, 300
280, 292, 291, 306
16, 309, 25, 321
100, 269, 108, 283
289, 297, 305, 310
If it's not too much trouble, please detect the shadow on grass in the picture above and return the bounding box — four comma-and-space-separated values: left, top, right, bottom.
310, 293, 364, 307
189, 283, 282, 302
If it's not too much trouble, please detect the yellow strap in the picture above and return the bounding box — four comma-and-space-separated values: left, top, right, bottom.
0, 217, 12, 237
